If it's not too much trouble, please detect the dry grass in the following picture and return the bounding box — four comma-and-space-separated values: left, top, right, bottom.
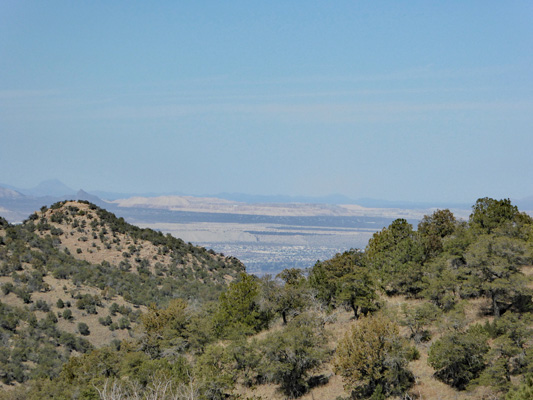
235, 371, 346, 400
521, 265, 533, 276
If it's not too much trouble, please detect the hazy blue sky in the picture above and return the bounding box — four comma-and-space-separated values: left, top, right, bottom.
1, 1, 532, 203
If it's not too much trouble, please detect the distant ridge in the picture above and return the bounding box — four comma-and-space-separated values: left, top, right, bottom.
214, 192, 356, 205
353, 197, 473, 210
214, 192, 473, 210
0, 186, 24, 199
72, 189, 109, 208
0, 183, 109, 223
23, 179, 75, 197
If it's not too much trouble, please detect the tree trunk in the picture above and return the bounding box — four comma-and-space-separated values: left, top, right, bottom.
352, 303, 359, 320
492, 292, 501, 318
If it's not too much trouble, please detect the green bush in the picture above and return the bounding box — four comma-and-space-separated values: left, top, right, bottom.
334, 314, 414, 399
428, 324, 489, 389
259, 312, 329, 397
77, 322, 90, 336
62, 309, 73, 320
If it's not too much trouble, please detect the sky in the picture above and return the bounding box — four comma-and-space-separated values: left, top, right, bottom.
1, 1, 532, 204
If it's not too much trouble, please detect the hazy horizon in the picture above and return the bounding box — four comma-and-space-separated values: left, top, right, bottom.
0, 177, 494, 208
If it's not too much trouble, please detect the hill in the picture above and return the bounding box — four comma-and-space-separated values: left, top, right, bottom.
30, 200, 244, 291
0, 201, 244, 386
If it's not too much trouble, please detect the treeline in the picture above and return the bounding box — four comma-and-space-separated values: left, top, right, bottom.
1, 198, 533, 399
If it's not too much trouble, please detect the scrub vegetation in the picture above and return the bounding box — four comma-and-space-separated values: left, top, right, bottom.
1, 198, 533, 399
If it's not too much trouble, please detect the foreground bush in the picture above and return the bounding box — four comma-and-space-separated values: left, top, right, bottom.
428, 324, 489, 390
334, 314, 414, 399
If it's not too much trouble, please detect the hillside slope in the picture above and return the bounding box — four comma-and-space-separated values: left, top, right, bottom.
34, 201, 243, 285
0, 201, 245, 385
2, 198, 533, 400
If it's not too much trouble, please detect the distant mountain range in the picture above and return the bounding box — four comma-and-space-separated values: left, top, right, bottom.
0, 181, 110, 222
0, 179, 75, 198
1, 179, 532, 224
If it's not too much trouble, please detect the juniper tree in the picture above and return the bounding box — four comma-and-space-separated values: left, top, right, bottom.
335, 314, 414, 399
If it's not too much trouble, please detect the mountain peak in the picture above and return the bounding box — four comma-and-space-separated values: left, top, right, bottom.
73, 189, 107, 207
25, 179, 75, 197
